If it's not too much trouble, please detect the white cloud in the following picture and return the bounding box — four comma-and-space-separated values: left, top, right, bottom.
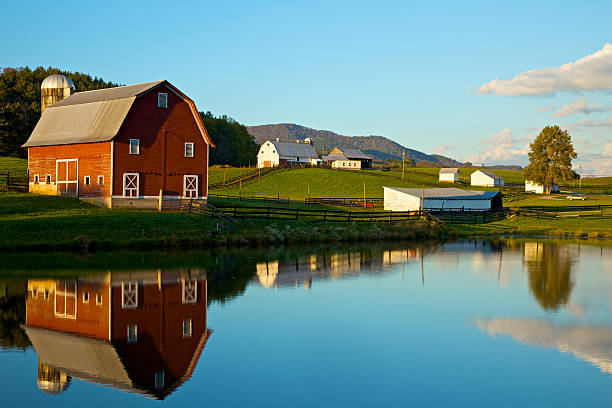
553, 97, 610, 117
478, 43, 612, 96
465, 128, 530, 165
567, 116, 612, 129
433, 144, 455, 155
534, 105, 554, 112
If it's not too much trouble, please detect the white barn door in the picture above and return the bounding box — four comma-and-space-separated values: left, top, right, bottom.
123, 173, 139, 197
184, 175, 198, 198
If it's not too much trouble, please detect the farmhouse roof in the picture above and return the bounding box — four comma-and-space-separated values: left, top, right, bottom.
474, 169, 503, 180
322, 147, 373, 162
384, 187, 500, 200
439, 168, 459, 174
267, 140, 319, 159
23, 80, 214, 148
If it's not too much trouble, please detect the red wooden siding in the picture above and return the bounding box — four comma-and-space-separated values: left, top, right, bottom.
28, 142, 112, 197
113, 84, 209, 197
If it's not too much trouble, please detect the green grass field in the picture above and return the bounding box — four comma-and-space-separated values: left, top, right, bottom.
0, 157, 27, 175
208, 166, 258, 185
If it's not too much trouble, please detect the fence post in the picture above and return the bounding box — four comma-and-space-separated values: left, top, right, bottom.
296, 208, 299, 221
234, 207, 237, 217
323, 210, 327, 223
158, 190, 163, 211
267, 207, 270, 219
348, 211, 351, 222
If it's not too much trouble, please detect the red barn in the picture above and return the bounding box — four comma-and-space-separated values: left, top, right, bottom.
23, 79, 214, 208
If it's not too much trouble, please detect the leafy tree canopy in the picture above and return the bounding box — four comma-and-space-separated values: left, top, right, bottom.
199, 111, 258, 167
523, 126, 578, 192
0, 66, 118, 157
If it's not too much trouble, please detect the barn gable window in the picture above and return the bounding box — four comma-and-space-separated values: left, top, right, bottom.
97, 175, 104, 185
84, 176, 90, 186
129, 139, 140, 155
96, 293, 103, 305
158, 92, 168, 108
33, 174, 39, 184
185, 142, 194, 157
45, 174, 51, 184
82, 292, 89, 303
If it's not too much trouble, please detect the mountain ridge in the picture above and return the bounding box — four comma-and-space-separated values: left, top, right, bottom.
247, 123, 463, 166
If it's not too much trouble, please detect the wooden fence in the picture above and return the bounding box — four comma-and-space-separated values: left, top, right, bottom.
208, 193, 290, 204
305, 197, 383, 207
513, 204, 612, 219
0, 173, 28, 192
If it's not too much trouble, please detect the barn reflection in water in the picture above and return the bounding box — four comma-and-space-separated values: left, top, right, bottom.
23, 270, 210, 400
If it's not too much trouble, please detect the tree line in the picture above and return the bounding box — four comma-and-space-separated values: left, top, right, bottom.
0, 66, 258, 166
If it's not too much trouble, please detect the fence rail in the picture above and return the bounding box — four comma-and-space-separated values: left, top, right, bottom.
513, 205, 612, 219
305, 197, 383, 207
0, 173, 28, 192
208, 193, 290, 204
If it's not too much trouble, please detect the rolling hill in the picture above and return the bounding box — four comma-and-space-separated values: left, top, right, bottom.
247, 123, 463, 166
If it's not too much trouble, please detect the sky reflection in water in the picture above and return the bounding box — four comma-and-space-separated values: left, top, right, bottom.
1, 239, 611, 407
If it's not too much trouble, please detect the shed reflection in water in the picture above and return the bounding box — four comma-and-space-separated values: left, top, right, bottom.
24, 270, 210, 400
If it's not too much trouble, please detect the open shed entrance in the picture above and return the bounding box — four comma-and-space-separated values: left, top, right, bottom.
56, 159, 78, 197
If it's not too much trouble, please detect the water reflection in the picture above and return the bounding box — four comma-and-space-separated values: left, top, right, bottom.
524, 242, 577, 311
0, 239, 610, 404
478, 319, 612, 375
23, 270, 210, 399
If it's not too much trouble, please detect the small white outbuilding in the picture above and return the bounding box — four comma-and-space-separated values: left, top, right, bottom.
471, 170, 504, 187
383, 187, 502, 212
439, 168, 459, 182
525, 180, 559, 194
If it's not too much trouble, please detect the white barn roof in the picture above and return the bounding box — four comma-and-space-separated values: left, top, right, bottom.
384, 187, 499, 200
267, 141, 318, 158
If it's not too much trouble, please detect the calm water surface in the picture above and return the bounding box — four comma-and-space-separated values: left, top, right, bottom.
1, 239, 611, 407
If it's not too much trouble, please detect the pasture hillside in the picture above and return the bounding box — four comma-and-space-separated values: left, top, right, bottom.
0, 157, 27, 174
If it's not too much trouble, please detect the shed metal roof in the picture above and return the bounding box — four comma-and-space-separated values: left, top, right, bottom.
473, 169, 503, 180
340, 148, 373, 160
384, 187, 500, 200
267, 141, 318, 158
439, 168, 459, 174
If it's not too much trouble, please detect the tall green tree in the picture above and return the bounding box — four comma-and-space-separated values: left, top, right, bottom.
199, 111, 258, 167
523, 126, 578, 193
0, 66, 117, 157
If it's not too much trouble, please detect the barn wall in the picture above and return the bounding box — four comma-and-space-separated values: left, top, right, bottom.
27, 142, 112, 198
439, 173, 458, 182
384, 188, 421, 211
110, 280, 207, 390
423, 198, 491, 211
113, 84, 209, 198
332, 160, 361, 169
26, 278, 111, 341
257, 141, 279, 168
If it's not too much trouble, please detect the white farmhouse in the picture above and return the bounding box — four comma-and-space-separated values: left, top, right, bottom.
525, 180, 559, 194
439, 168, 459, 182
322, 147, 373, 170
383, 187, 502, 212
470, 170, 504, 187
257, 139, 320, 168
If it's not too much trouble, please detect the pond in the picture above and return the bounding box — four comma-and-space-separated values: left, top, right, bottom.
1, 239, 611, 407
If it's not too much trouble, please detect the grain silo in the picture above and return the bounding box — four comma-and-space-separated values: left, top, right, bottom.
40, 74, 75, 113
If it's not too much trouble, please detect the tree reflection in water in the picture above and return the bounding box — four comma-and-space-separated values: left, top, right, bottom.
523, 242, 576, 311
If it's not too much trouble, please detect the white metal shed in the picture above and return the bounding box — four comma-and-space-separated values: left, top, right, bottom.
383, 187, 502, 212
471, 170, 504, 187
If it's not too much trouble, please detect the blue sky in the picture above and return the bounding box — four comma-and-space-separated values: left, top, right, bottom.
2, 0, 612, 174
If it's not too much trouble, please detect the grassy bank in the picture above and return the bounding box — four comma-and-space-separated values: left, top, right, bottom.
0, 192, 448, 251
